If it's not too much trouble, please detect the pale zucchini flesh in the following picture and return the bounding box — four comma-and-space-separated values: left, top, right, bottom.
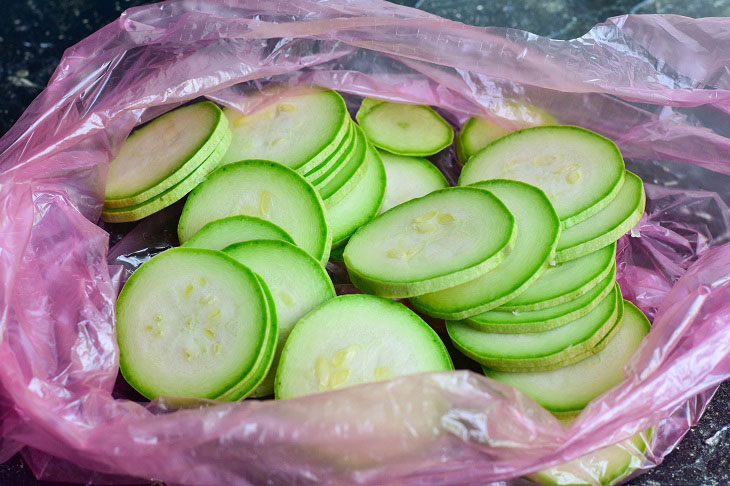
499, 243, 616, 312
459, 126, 625, 228
344, 187, 516, 298
177, 159, 331, 265
275, 294, 453, 399
555, 171, 646, 263
484, 301, 651, 412
410, 180, 560, 320
378, 151, 449, 213
181, 215, 294, 250
116, 248, 269, 400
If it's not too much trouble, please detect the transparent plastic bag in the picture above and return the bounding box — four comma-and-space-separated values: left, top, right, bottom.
3, 1, 730, 484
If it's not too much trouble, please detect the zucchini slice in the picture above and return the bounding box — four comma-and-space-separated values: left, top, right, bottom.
410, 180, 560, 320
275, 294, 453, 399
484, 301, 651, 413
182, 215, 294, 250
223, 240, 335, 397
379, 151, 449, 213
319, 124, 369, 206
459, 126, 625, 228
465, 265, 616, 333
303, 121, 356, 183
344, 187, 516, 298
328, 146, 387, 245
357, 100, 454, 156
222, 88, 349, 171
178, 159, 331, 265
499, 243, 616, 312
116, 248, 270, 400
448, 284, 622, 372
555, 171, 645, 263
104, 102, 231, 208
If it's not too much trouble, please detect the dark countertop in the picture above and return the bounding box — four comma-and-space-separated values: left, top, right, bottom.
2, 0, 729, 484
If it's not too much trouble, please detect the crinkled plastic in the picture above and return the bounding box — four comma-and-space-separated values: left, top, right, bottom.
3, 1, 730, 484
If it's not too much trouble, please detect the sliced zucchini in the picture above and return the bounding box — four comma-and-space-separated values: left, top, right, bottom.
378, 151, 449, 213
354, 98, 386, 122
177, 160, 331, 265
104, 102, 231, 208
319, 125, 369, 206
410, 180, 560, 320
465, 265, 616, 333
357, 101, 454, 156
216, 274, 279, 401
484, 301, 651, 413
459, 126, 625, 228
344, 187, 516, 298
101, 136, 230, 223
222, 88, 349, 171
556, 171, 645, 263
328, 146, 387, 245
303, 121, 356, 183
182, 215, 294, 250
275, 294, 453, 399
223, 240, 335, 397
499, 243, 616, 312
448, 284, 622, 372
456, 104, 557, 164
116, 248, 270, 399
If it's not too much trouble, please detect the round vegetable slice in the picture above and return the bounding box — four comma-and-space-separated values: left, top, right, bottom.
116, 248, 269, 400
101, 137, 231, 223
319, 125, 369, 206
303, 121, 356, 183
555, 171, 645, 263
344, 187, 516, 298
465, 265, 616, 333
216, 274, 279, 401
410, 180, 560, 320
328, 146, 387, 245
182, 215, 294, 250
448, 284, 622, 372
221, 88, 349, 171
483, 301, 651, 413
498, 242, 616, 312
357, 101, 454, 156
177, 160, 331, 265
223, 240, 336, 397
378, 151, 449, 213
275, 294, 453, 399
104, 102, 231, 207
459, 126, 625, 228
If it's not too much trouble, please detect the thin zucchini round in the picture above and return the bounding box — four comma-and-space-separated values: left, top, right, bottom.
182, 215, 294, 250
177, 159, 331, 265
344, 186, 516, 298
410, 180, 560, 320
303, 121, 356, 183
319, 124, 369, 206
378, 151, 449, 213
459, 126, 625, 228
275, 294, 453, 399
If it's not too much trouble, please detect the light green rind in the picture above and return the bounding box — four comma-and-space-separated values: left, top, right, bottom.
275, 294, 453, 399
484, 301, 651, 413
450, 286, 622, 372
116, 248, 269, 400
303, 121, 356, 183
177, 159, 331, 266
344, 187, 516, 298
181, 215, 294, 250
358, 101, 454, 156
105, 102, 230, 206
223, 240, 335, 398
459, 126, 625, 228
215, 274, 279, 401
378, 151, 449, 214
465, 265, 616, 333
555, 171, 646, 263
222, 89, 349, 172
498, 243, 616, 312
320, 125, 369, 206
410, 180, 560, 320
101, 134, 230, 223
328, 146, 387, 245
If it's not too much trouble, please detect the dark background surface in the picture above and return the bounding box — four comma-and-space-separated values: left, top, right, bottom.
2, 0, 730, 484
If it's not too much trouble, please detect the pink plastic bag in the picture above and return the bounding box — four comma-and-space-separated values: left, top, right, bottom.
3, 1, 730, 483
